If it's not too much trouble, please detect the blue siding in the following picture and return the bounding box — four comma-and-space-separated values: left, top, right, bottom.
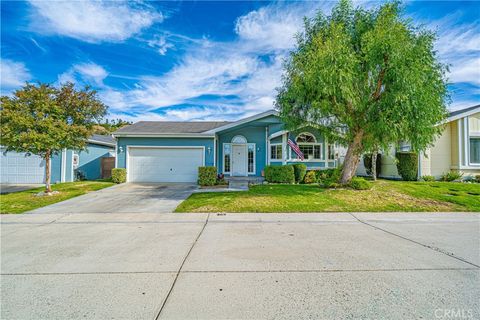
116, 137, 214, 168
77, 143, 114, 180
217, 125, 267, 176
50, 152, 62, 183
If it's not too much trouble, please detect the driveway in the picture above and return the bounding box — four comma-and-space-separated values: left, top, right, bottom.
28, 183, 198, 214
1, 211, 479, 319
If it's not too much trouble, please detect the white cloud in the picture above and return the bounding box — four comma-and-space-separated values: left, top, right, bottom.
449, 57, 480, 85
58, 62, 108, 86
148, 35, 174, 55
0, 59, 32, 90
28, 0, 162, 43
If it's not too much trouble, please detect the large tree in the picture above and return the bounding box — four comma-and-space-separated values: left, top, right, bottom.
0, 82, 107, 193
276, 0, 448, 183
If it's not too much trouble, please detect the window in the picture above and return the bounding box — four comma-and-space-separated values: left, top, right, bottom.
224, 144, 231, 173
296, 133, 316, 143
248, 144, 255, 173
470, 137, 480, 164
270, 144, 282, 160
327, 144, 335, 160
231, 135, 247, 144
298, 145, 321, 159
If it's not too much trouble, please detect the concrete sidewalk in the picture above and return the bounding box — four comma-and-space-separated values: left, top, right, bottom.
1, 212, 479, 319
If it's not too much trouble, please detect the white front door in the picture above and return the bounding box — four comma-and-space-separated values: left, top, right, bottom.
231, 145, 247, 176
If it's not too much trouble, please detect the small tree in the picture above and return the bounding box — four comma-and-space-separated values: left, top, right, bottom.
0, 82, 107, 193
276, 0, 448, 184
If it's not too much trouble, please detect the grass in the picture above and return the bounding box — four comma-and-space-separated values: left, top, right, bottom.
0, 181, 115, 214
175, 180, 480, 213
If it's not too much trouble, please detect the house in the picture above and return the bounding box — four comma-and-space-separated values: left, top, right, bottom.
0, 134, 115, 184
356, 105, 480, 179
113, 110, 338, 183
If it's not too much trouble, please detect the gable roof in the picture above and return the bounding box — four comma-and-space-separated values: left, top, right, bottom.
88, 134, 115, 147
204, 110, 278, 133
447, 104, 480, 122
113, 121, 231, 137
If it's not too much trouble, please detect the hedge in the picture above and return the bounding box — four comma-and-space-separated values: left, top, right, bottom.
396, 152, 418, 181
363, 153, 381, 177
303, 171, 317, 184
292, 164, 307, 183
111, 168, 126, 184
265, 165, 295, 184
198, 166, 217, 186
349, 177, 372, 190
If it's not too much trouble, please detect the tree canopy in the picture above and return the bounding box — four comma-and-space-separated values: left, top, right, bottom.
0, 82, 107, 192
275, 0, 448, 183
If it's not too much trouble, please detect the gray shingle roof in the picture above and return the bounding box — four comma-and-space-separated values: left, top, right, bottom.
448, 104, 479, 118
114, 121, 232, 134
89, 134, 115, 145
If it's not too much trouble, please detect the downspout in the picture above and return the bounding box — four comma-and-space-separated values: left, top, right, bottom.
213, 135, 217, 168
458, 119, 463, 167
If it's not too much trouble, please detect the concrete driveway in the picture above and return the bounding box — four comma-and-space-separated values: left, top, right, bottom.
29, 183, 198, 214
1, 211, 479, 319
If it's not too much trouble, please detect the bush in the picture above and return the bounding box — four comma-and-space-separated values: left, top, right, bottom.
265, 165, 295, 184
303, 170, 317, 184
476, 175, 480, 183
111, 168, 126, 184
440, 170, 463, 182
317, 168, 341, 187
349, 177, 372, 190
363, 153, 382, 177
292, 164, 307, 183
216, 173, 227, 186
421, 175, 436, 182
396, 152, 418, 181
74, 170, 86, 181
198, 166, 217, 186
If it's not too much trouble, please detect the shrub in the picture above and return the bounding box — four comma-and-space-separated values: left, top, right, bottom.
396, 152, 418, 181
198, 166, 217, 186
265, 165, 295, 184
292, 164, 307, 183
317, 168, 341, 187
440, 170, 463, 182
216, 173, 227, 186
111, 168, 126, 184
349, 177, 372, 190
421, 175, 436, 182
303, 170, 317, 184
475, 175, 480, 183
363, 153, 382, 177
74, 170, 86, 181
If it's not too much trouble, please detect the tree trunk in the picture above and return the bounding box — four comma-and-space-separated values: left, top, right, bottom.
371, 150, 377, 181
340, 130, 364, 184
45, 150, 52, 193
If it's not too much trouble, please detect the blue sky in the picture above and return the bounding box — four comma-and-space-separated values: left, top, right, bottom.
1, 1, 479, 122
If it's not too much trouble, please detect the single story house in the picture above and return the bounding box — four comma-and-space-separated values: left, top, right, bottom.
356, 104, 480, 179
113, 110, 338, 183
0, 134, 115, 184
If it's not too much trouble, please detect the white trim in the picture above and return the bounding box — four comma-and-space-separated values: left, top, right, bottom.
205, 109, 278, 133
282, 133, 287, 165
447, 105, 480, 123
213, 135, 217, 167
464, 117, 469, 166
269, 143, 283, 162
115, 142, 118, 168
295, 132, 317, 143
247, 143, 256, 175
231, 135, 247, 144
87, 139, 116, 147
290, 142, 323, 161
458, 119, 463, 167
268, 130, 288, 140
265, 127, 269, 166
70, 151, 74, 182
125, 145, 205, 183
222, 143, 231, 175
113, 133, 215, 138
61, 149, 67, 182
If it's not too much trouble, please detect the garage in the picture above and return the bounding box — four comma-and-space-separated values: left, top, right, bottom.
0, 149, 46, 184
127, 147, 204, 183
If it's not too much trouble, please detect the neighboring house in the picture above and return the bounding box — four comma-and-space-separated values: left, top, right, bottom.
356, 105, 480, 179
0, 134, 115, 184
113, 110, 339, 183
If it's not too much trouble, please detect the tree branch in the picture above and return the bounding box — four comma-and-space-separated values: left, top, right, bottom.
371, 55, 389, 101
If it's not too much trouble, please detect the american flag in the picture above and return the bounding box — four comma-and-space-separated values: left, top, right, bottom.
287, 138, 304, 160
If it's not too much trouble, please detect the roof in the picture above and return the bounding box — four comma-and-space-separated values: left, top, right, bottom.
88, 134, 116, 147
113, 121, 231, 136
448, 104, 480, 120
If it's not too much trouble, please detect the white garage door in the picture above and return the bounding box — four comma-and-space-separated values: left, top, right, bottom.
128, 147, 204, 183
0, 149, 46, 184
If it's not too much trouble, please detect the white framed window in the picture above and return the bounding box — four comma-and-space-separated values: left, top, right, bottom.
470, 137, 480, 164
295, 133, 322, 160
270, 144, 283, 161
327, 144, 335, 160
247, 144, 255, 174
223, 144, 231, 173
232, 135, 247, 144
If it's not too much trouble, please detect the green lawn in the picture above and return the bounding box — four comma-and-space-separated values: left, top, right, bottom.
1, 181, 115, 214
175, 180, 480, 213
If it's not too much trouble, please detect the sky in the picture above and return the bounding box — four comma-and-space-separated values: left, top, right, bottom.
1, 1, 479, 122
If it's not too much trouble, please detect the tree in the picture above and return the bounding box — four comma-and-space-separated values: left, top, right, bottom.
0, 82, 107, 193
275, 0, 448, 184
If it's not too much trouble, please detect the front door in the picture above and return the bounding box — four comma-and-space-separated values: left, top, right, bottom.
232, 144, 247, 176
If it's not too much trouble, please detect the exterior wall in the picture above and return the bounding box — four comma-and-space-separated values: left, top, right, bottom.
76, 143, 114, 180
116, 137, 214, 169
50, 152, 63, 183
427, 123, 452, 177
217, 126, 267, 176
356, 146, 399, 179
451, 121, 459, 167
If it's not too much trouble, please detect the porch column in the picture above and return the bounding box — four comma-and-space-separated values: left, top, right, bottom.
265, 127, 269, 166
282, 133, 287, 165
